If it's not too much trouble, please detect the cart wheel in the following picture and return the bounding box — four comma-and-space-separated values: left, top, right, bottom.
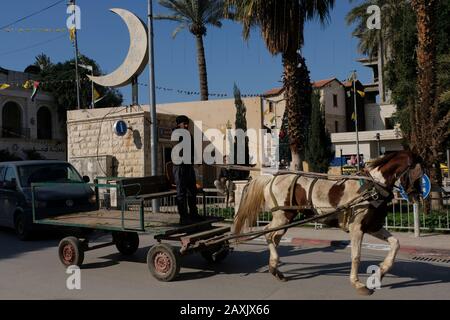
58, 237, 84, 267
147, 244, 180, 282
113, 232, 139, 256
201, 242, 230, 263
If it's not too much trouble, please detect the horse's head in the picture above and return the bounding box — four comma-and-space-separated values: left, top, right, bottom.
369, 151, 424, 202
398, 153, 424, 203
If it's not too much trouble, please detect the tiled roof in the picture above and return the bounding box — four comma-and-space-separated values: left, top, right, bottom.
264, 78, 342, 97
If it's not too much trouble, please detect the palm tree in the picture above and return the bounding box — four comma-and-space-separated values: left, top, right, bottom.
156, 0, 225, 101
410, 0, 450, 211
226, 0, 335, 170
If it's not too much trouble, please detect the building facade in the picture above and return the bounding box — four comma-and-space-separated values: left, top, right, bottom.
0, 67, 66, 161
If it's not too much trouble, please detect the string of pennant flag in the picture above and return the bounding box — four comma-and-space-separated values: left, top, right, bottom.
138, 82, 263, 98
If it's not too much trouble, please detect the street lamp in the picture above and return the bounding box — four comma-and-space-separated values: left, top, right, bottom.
351, 70, 361, 171
376, 133, 381, 157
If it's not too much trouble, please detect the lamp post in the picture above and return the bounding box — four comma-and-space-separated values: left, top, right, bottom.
376, 133, 381, 157
68, 0, 81, 110
352, 71, 361, 171
148, 0, 159, 212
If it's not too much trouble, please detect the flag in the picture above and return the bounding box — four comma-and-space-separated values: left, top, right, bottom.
31, 81, 40, 101
23, 80, 33, 89
93, 87, 104, 104
357, 90, 366, 98
69, 27, 76, 42
0, 84, 10, 90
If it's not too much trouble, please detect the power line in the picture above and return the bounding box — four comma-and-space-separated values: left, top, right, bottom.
0, 34, 67, 56
0, 0, 66, 30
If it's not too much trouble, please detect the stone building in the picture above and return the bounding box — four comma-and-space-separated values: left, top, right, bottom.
0, 66, 66, 160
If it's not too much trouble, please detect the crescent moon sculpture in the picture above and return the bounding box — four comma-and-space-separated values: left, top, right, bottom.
88, 8, 149, 88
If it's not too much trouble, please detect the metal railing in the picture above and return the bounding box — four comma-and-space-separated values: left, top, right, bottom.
138, 190, 450, 233
0, 127, 31, 139
386, 196, 450, 232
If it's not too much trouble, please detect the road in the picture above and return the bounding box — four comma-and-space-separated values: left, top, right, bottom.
1, 227, 449, 300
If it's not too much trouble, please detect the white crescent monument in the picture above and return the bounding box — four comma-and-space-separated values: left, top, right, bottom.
88, 8, 149, 90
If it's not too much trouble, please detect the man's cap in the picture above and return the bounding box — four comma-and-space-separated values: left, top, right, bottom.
176, 115, 190, 125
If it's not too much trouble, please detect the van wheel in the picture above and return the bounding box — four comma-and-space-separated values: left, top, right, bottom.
15, 213, 33, 241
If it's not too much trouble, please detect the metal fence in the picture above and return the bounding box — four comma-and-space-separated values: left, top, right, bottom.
143, 191, 450, 233
385, 196, 450, 232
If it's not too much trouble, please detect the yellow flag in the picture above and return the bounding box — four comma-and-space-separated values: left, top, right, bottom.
357, 90, 366, 98
69, 27, 76, 42
23, 80, 33, 89
94, 88, 101, 101
0, 84, 10, 90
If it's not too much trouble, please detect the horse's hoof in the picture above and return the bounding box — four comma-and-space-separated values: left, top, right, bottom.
275, 272, 287, 282
269, 267, 287, 282
356, 287, 374, 296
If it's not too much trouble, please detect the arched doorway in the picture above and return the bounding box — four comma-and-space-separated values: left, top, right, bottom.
2, 102, 22, 138
37, 106, 52, 140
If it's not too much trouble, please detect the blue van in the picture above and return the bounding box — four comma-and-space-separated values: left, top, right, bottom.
0, 161, 95, 240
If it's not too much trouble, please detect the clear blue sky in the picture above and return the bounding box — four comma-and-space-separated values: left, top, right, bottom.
0, 0, 370, 105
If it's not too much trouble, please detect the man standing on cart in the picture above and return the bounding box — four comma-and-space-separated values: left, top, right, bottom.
172, 115, 205, 225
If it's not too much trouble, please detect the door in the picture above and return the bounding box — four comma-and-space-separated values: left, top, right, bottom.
2, 166, 20, 228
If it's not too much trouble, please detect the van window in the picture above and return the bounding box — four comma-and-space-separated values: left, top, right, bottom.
4, 167, 17, 183
0, 167, 5, 183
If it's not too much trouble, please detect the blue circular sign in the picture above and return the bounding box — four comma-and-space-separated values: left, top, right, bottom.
399, 174, 431, 201
113, 120, 128, 137
421, 174, 431, 200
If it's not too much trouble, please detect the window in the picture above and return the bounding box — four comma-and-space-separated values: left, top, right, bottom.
0, 167, 5, 184
385, 118, 395, 130
268, 101, 274, 113
2, 102, 22, 138
4, 167, 17, 183
37, 106, 52, 140
335, 121, 339, 133
333, 94, 338, 108
17, 164, 83, 187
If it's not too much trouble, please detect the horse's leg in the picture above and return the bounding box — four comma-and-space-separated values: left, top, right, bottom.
264, 211, 289, 282
349, 225, 373, 296
369, 228, 400, 281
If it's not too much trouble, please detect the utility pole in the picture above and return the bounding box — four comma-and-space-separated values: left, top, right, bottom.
78, 64, 94, 108
352, 71, 361, 171
148, 0, 159, 212
69, 0, 81, 110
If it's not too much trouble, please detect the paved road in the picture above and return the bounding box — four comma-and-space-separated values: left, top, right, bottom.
1, 227, 449, 300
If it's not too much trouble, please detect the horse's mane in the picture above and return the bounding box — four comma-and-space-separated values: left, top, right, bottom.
369, 151, 402, 169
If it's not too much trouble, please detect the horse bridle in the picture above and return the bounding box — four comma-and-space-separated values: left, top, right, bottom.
393, 164, 421, 197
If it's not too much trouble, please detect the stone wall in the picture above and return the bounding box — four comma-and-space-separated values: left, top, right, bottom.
67, 107, 179, 180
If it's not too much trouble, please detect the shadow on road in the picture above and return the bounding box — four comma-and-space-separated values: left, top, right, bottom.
98, 242, 450, 289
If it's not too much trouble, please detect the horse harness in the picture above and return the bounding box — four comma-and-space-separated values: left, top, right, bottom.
267, 172, 392, 218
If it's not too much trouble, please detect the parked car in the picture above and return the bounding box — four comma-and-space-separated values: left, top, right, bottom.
0, 161, 96, 240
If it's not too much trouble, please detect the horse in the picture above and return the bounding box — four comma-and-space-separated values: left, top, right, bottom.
233, 150, 424, 295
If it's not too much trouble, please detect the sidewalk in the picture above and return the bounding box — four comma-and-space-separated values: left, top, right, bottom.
286, 227, 450, 256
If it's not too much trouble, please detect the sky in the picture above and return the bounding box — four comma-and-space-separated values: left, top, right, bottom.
0, 0, 370, 105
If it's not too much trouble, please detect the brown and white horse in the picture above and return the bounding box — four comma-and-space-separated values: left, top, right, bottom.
233, 151, 424, 295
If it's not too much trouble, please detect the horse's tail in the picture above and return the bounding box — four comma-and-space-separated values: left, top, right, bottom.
233, 175, 272, 235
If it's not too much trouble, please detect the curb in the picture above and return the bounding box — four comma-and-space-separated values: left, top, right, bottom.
291, 238, 450, 256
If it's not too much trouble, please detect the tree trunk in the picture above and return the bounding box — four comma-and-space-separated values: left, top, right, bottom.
411, 0, 438, 214
282, 50, 312, 171
195, 34, 209, 101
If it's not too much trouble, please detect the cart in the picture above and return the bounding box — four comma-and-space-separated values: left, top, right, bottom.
32, 176, 232, 282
